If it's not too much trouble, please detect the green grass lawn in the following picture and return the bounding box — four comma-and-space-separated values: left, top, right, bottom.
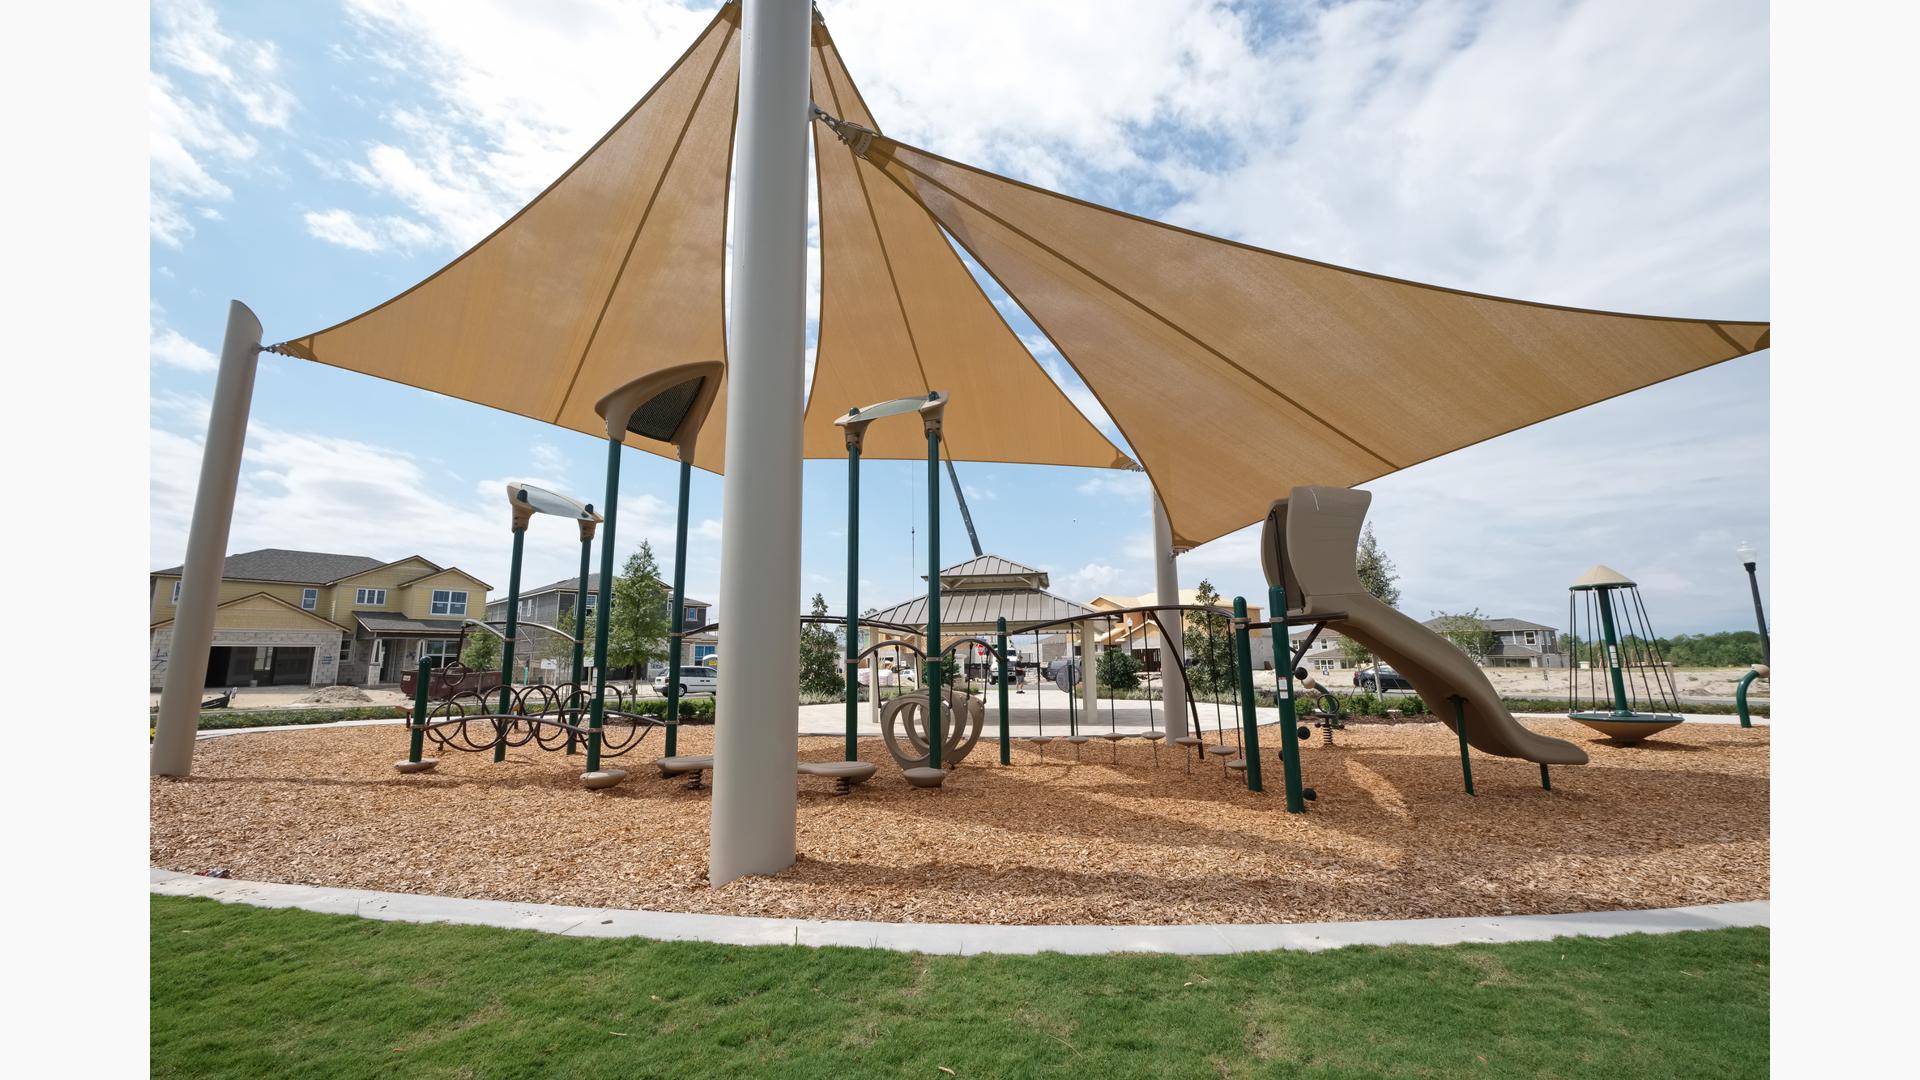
152, 897, 1765, 1079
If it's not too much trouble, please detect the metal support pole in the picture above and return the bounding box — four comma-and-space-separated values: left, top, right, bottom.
997, 617, 1010, 765
665, 458, 692, 757
494, 524, 526, 762
844, 437, 861, 760
1079, 620, 1098, 735
407, 656, 431, 764
566, 522, 593, 754
925, 422, 943, 770
1595, 585, 1633, 715
709, 0, 810, 885
1540, 764, 1551, 791
586, 437, 622, 774
152, 300, 262, 777
1267, 586, 1305, 812
1743, 561, 1771, 665
1232, 597, 1264, 793
1736, 666, 1765, 729
1454, 696, 1475, 796
1151, 492, 1188, 742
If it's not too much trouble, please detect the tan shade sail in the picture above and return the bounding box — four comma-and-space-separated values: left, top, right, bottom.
830, 129, 1769, 549
273, 3, 742, 471
803, 22, 1131, 470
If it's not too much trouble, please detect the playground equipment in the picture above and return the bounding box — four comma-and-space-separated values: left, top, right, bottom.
1566, 565, 1686, 743
1737, 664, 1768, 728
590, 360, 724, 786
1264, 486, 1587, 800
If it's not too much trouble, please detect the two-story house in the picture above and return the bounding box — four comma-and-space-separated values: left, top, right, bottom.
1291, 616, 1565, 676
482, 574, 715, 682
149, 548, 492, 689
1086, 589, 1275, 671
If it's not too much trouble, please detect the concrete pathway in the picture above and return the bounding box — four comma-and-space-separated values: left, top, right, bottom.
150, 868, 1765, 956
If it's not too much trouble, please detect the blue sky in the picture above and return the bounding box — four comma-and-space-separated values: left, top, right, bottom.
150, 0, 1768, 636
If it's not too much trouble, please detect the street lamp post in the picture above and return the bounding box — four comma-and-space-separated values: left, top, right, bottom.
1736, 541, 1770, 665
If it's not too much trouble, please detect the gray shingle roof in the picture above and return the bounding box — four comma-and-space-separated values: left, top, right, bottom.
1417, 616, 1558, 633
354, 612, 472, 636
152, 548, 386, 585
866, 588, 1094, 629
933, 554, 1049, 587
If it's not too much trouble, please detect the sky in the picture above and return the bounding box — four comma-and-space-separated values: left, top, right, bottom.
149, 0, 1769, 637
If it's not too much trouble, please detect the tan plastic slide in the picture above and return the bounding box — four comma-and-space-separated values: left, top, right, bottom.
1262, 487, 1588, 766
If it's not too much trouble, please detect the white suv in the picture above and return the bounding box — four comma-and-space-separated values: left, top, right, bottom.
654, 665, 718, 696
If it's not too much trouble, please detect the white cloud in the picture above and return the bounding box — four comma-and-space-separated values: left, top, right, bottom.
1061, 561, 1125, 598
1076, 472, 1149, 498
149, 0, 298, 246
150, 327, 218, 373
303, 207, 437, 254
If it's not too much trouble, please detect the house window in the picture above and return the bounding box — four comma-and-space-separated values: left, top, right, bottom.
584, 593, 597, 615
685, 606, 704, 626
170, 580, 181, 604
431, 589, 468, 616
1524, 630, 1537, 645
355, 587, 387, 606
693, 644, 716, 662
420, 639, 458, 668
519, 598, 536, 619
301, 588, 318, 610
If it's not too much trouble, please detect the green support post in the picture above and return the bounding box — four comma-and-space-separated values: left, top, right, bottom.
997, 617, 1010, 765
1595, 585, 1634, 716
844, 429, 861, 761
664, 458, 692, 757
1231, 597, 1264, 793
1540, 764, 1551, 791
586, 436, 621, 774
1266, 585, 1305, 812
1736, 668, 1762, 729
924, 419, 942, 770
566, 518, 593, 755
407, 656, 430, 764
493, 523, 526, 763
1453, 696, 1475, 796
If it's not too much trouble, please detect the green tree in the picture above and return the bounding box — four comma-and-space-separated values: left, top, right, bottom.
607, 541, 671, 691
1097, 647, 1140, 691
1429, 609, 1496, 661
798, 593, 844, 697
1336, 633, 1375, 673
1182, 579, 1237, 695
1355, 523, 1401, 607
458, 628, 500, 672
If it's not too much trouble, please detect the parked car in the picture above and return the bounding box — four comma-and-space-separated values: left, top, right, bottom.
1353, 665, 1414, 692
654, 665, 719, 696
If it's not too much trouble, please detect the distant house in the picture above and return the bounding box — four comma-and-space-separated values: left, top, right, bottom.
150, 548, 492, 689
1087, 589, 1276, 671
1292, 616, 1564, 674
482, 574, 714, 681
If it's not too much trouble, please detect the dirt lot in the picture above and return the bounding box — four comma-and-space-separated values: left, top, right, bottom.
152, 718, 1767, 925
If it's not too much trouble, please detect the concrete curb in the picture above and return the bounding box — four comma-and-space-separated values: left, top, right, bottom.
150, 868, 1766, 956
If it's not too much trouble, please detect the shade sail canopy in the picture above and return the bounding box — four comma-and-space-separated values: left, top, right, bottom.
803, 21, 1132, 470
822, 127, 1768, 548
272, 3, 742, 471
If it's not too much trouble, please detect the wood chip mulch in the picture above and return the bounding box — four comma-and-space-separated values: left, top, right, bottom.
150, 719, 1767, 926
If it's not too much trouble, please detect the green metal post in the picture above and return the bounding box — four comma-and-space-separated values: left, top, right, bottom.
494, 524, 525, 763
1540, 764, 1551, 791
1231, 597, 1264, 793
665, 458, 692, 757
997, 617, 1010, 765
1595, 585, 1633, 716
925, 423, 942, 769
407, 656, 430, 763
1266, 586, 1304, 812
1453, 696, 1475, 795
1736, 668, 1760, 729
586, 437, 621, 773
844, 434, 861, 761
566, 523, 592, 755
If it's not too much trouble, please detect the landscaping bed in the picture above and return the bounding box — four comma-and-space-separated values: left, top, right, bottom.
152, 716, 1767, 926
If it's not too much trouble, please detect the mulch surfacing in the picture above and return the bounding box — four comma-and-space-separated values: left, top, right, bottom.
151, 719, 1767, 926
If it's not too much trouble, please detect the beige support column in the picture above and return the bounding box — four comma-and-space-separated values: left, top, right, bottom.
1152, 492, 1188, 740
1080, 620, 1098, 723
152, 300, 263, 777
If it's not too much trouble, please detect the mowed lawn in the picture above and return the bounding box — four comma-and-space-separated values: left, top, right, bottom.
152, 897, 1767, 1079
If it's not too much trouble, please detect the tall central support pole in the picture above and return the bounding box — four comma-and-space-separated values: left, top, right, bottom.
494, 518, 527, 762
586, 437, 622, 774
153, 300, 262, 778
1151, 492, 1187, 742
709, 0, 811, 886
1595, 585, 1633, 716
664, 459, 692, 757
